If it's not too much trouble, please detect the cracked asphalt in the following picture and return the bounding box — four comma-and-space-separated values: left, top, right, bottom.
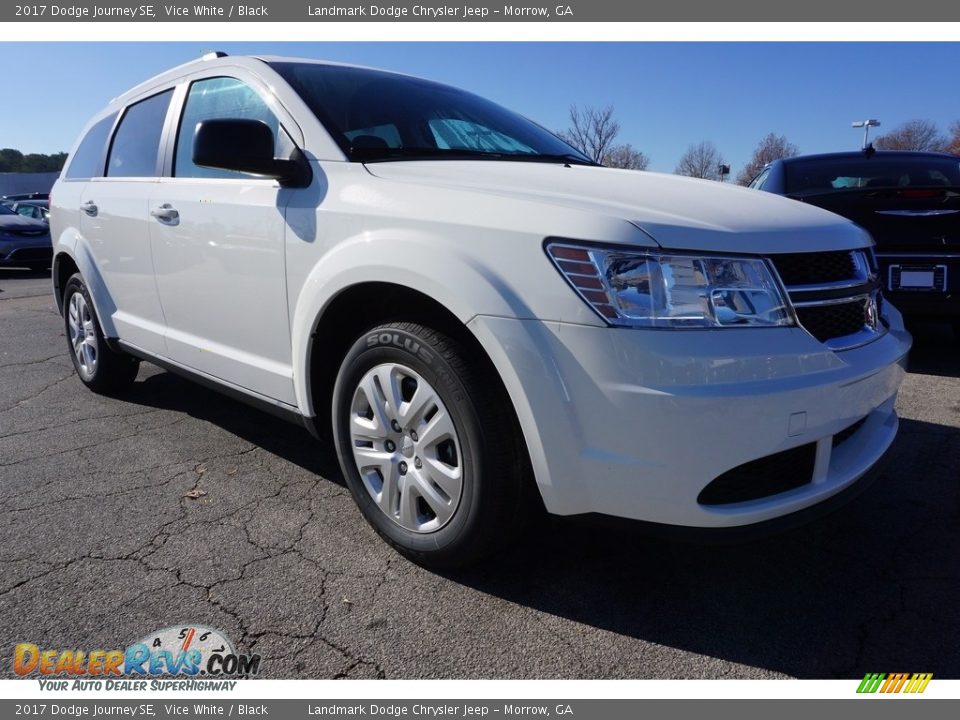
1, 267, 958, 679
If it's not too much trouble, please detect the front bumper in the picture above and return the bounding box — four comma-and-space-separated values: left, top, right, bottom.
469, 306, 911, 528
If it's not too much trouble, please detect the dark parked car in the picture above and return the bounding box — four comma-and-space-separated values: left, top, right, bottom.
752, 151, 960, 332
0, 202, 52, 271
3, 199, 49, 223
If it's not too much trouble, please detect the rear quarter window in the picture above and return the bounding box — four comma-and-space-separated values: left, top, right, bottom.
64, 113, 116, 180
106, 90, 173, 178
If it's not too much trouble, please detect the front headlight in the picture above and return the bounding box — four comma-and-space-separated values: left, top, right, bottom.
546, 241, 794, 328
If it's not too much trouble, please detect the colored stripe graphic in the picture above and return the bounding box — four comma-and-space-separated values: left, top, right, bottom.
905, 673, 933, 694
857, 672, 932, 694
181, 627, 196, 652
857, 673, 885, 693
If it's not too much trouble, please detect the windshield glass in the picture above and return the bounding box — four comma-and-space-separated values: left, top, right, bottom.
270, 61, 593, 164
0, 204, 16, 215
784, 155, 960, 195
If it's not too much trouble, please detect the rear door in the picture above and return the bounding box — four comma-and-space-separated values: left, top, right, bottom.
148, 74, 297, 405
79, 90, 173, 353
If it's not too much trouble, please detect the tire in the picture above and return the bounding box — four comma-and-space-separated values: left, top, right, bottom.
332, 321, 526, 568
63, 272, 139, 394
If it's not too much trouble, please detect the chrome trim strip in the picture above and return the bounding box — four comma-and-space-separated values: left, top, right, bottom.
875, 209, 960, 217
791, 292, 871, 309
783, 277, 874, 293
876, 252, 960, 258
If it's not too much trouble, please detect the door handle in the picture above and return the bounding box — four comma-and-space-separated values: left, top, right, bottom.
150, 204, 179, 223
81, 200, 98, 217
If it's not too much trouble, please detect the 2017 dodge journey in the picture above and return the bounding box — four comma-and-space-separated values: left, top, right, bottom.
50, 53, 911, 566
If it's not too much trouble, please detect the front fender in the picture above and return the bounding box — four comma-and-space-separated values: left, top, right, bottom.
290, 228, 534, 416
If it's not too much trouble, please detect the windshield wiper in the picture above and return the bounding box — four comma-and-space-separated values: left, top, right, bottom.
352, 146, 597, 166
508, 153, 599, 167
352, 147, 507, 162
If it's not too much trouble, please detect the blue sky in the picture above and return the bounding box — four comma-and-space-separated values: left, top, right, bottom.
2, 42, 958, 175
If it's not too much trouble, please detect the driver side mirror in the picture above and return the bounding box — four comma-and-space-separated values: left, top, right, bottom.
193, 119, 311, 187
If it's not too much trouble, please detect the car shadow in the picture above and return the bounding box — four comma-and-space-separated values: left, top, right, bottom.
123, 370, 344, 486
441, 413, 960, 678
115, 337, 958, 679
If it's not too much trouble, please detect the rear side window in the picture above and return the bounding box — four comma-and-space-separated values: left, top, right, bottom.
106, 90, 173, 178
785, 156, 960, 194
174, 77, 288, 179
749, 166, 771, 190
64, 113, 116, 180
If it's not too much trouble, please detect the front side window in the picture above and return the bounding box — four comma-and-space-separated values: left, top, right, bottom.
270, 61, 592, 164
64, 113, 116, 180
106, 90, 173, 178
175, 77, 289, 179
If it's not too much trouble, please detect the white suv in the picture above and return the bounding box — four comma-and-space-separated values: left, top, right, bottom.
50, 53, 911, 566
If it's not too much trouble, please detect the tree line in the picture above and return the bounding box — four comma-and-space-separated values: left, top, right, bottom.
558, 107, 960, 185
0, 148, 68, 174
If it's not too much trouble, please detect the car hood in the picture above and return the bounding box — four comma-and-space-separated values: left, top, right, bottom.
364, 161, 871, 253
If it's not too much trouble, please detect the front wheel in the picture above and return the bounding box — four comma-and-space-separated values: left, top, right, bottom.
63, 272, 139, 394
332, 322, 526, 568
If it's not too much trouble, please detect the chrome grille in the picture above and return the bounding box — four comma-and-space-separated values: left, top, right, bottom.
770, 250, 884, 350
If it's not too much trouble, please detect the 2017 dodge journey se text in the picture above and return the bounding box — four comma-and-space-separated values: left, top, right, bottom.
50, 53, 911, 566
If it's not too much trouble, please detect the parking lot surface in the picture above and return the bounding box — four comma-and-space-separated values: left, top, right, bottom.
1, 268, 958, 679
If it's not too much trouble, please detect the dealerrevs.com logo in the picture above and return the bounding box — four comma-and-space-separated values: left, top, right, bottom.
13, 625, 261, 691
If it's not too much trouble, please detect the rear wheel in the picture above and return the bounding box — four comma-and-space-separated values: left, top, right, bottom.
332, 321, 526, 568
63, 272, 139, 394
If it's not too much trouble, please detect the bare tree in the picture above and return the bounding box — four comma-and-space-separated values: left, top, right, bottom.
675, 141, 726, 181
603, 143, 651, 170
946, 121, 960, 156
874, 119, 947, 152
557, 104, 621, 164
736, 133, 800, 185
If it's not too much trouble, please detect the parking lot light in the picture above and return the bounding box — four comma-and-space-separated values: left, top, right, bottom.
852, 119, 881, 149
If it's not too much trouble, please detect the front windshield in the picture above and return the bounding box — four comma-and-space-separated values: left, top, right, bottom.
270, 61, 593, 164
0, 204, 16, 215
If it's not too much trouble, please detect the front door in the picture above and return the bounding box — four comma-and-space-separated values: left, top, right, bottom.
148, 76, 295, 405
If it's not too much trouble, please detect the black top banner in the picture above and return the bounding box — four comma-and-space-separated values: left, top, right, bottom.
4, 0, 959, 21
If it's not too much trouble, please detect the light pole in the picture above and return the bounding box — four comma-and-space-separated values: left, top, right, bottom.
852, 119, 881, 149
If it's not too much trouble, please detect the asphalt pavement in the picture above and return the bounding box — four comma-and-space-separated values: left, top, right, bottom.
1, 267, 958, 679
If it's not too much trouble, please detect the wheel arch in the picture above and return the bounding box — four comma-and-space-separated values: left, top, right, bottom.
304, 281, 499, 435
51, 241, 119, 338
304, 280, 544, 515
